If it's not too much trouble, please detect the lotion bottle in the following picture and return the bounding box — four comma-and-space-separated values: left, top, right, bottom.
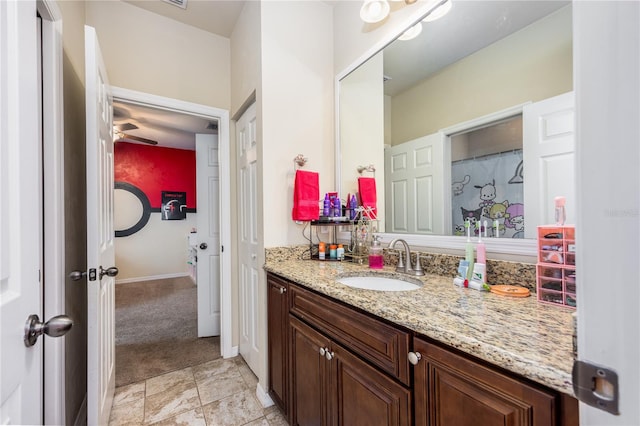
368, 235, 384, 269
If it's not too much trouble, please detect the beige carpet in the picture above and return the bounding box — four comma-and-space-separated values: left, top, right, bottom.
115, 276, 220, 387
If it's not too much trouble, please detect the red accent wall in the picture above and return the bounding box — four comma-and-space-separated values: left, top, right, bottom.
114, 142, 196, 209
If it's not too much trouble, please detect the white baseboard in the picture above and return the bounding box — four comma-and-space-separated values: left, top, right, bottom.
73, 394, 87, 426
115, 272, 189, 284
255, 382, 274, 408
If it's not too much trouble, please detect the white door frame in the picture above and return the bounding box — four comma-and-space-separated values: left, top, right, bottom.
110, 86, 235, 358
37, 0, 66, 424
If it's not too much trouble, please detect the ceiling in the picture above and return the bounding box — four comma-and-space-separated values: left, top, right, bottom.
123, 0, 246, 38
113, 102, 218, 150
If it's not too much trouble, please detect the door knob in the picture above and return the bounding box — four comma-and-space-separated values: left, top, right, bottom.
199, 243, 208, 250
69, 270, 86, 281
99, 266, 119, 280
24, 314, 73, 347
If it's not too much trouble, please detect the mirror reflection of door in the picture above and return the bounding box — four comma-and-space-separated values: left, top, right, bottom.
385, 133, 445, 235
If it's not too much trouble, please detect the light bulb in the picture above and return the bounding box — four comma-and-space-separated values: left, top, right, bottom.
360, 0, 390, 23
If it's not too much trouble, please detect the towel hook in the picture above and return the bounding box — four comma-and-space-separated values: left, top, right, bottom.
294, 154, 308, 169
357, 164, 376, 176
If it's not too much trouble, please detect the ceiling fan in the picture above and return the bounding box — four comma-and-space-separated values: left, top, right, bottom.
114, 122, 158, 145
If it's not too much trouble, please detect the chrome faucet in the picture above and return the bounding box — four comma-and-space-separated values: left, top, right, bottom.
388, 239, 424, 276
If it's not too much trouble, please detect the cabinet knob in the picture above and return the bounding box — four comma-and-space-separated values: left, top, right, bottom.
279, 286, 287, 294
408, 351, 422, 365
325, 349, 334, 361
319, 347, 326, 357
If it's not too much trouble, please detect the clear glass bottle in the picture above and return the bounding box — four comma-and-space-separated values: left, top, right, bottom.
368, 235, 384, 269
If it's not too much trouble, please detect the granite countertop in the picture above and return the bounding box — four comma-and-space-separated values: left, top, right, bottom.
264, 258, 576, 397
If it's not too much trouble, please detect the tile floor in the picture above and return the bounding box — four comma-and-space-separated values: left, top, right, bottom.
109, 356, 288, 426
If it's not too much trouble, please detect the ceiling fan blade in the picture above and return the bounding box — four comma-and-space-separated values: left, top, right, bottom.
115, 122, 139, 132
120, 133, 158, 145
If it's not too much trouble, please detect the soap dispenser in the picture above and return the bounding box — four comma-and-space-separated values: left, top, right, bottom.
369, 235, 384, 269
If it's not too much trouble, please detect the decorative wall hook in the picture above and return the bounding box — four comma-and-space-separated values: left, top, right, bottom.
357, 164, 376, 175
294, 154, 308, 169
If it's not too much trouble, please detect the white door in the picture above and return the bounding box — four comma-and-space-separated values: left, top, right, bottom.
384, 133, 445, 234
85, 25, 116, 426
237, 103, 260, 374
196, 134, 221, 337
575, 2, 639, 424
523, 91, 575, 238
0, 1, 43, 423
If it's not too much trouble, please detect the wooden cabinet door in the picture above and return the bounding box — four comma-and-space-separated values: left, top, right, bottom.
331, 341, 411, 426
267, 274, 289, 414
414, 337, 556, 426
290, 316, 331, 426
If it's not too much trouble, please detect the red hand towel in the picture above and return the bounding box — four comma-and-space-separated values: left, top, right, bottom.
292, 170, 320, 221
358, 177, 377, 219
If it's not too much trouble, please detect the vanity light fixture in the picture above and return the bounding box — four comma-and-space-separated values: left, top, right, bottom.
360, 0, 391, 23
422, 0, 453, 22
398, 22, 423, 41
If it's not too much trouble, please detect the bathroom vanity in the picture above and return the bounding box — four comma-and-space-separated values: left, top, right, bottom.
265, 259, 578, 425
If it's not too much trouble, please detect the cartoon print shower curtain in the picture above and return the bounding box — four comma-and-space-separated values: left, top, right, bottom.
451, 149, 524, 238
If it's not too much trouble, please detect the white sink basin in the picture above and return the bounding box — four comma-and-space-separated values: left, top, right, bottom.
337, 276, 421, 292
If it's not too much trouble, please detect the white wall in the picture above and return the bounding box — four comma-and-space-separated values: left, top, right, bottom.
390, 6, 572, 145
261, 1, 335, 247
230, 1, 261, 117
86, 0, 230, 110
114, 211, 196, 282
339, 52, 385, 229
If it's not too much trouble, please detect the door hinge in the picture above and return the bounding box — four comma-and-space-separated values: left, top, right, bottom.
221, 245, 224, 253
88, 268, 97, 281
572, 359, 620, 415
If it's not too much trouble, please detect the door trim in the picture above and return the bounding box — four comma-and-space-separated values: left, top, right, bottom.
38, 0, 66, 424
110, 86, 235, 357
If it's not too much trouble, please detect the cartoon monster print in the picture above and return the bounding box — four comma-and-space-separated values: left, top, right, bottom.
452, 175, 471, 196
453, 224, 465, 236
461, 206, 483, 234
474, 179, 497, 209
504, 203, 525, 238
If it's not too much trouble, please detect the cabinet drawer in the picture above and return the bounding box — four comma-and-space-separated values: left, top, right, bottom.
289, 283, 410, 385
418, 339, 557, 426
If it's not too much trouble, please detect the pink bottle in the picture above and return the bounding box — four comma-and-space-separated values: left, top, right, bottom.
369, 235, 384, 269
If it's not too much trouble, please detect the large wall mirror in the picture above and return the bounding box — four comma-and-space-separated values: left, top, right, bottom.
338, 0, 574, 256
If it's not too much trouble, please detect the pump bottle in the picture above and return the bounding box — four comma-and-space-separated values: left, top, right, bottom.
369, 235, 384, 269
